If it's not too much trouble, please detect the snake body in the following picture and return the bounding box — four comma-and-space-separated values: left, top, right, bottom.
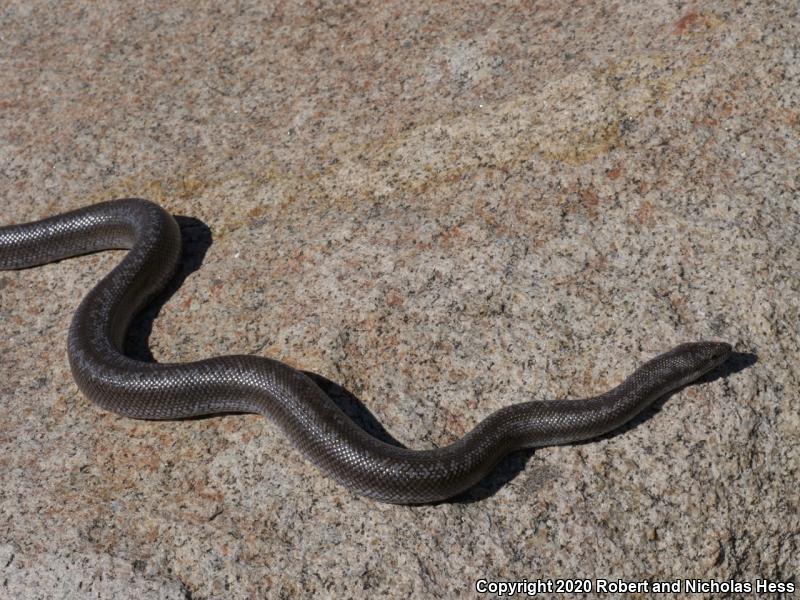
0, 199, 731, 503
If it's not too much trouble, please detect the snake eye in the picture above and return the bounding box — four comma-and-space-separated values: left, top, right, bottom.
708, 342, 732, 364
716, 343, 731, 357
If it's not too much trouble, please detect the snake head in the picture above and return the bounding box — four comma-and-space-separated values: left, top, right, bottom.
667, 341, 732, 388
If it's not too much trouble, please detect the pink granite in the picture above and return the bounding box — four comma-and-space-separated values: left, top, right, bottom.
1, 1, 797, 598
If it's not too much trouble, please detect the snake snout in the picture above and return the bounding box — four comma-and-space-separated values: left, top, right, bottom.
710, 341, 732, 362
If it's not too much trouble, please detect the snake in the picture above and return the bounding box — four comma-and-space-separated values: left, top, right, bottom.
0, 199, 731, 503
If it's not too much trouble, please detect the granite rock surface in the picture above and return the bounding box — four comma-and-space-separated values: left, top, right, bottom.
1, 1, 797, 598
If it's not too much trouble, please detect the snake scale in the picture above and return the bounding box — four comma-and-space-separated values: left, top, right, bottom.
0, 199, 731, 503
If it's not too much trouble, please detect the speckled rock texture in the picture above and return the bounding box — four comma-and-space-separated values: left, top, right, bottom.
1, 1, 797, 598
